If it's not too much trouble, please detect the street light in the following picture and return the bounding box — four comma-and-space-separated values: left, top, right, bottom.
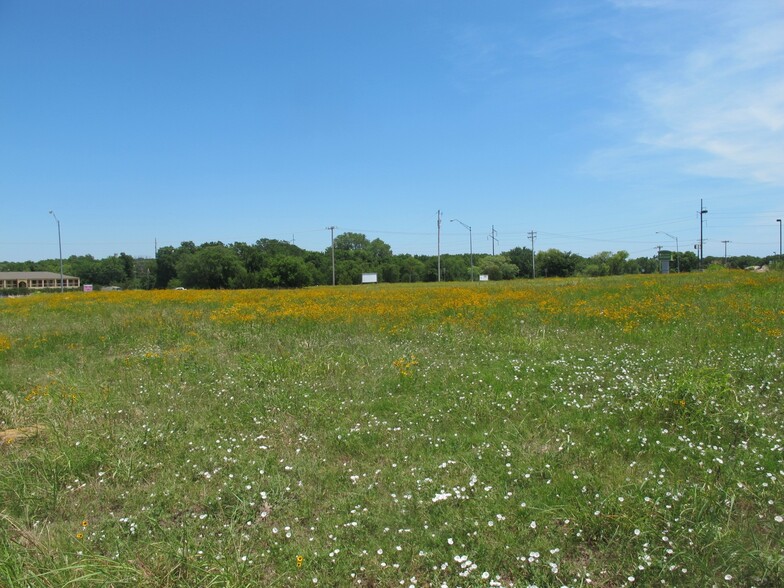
450, 219, 473, 281
49, 210, 64, 293
777, 219, 782, 259
656, 231, 680, 273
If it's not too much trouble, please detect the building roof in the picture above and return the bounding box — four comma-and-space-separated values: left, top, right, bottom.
0, 271, 79, 280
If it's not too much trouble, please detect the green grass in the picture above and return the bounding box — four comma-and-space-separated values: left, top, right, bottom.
1, 272, 783, 587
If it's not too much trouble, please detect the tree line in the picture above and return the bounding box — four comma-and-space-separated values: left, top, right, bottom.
2, 232, 779, 290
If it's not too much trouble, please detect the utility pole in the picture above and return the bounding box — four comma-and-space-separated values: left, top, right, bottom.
49, 210, 64, 292
437, 210, 442, 282
722, 240, 730, 265
326, 226, 336, 285
777, 219, 782, 259
489, 225, 498, 255
699, 199, 708, 270
528, 230, 536, 279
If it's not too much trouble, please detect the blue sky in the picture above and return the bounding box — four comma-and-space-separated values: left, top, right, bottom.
2, 0, 782, 263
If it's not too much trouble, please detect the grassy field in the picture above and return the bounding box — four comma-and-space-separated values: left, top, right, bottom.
1, 271, 783, 587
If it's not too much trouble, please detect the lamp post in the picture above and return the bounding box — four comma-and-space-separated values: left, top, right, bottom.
656, 231, 680, 273
49, 210, 64, 292
450, 218, 473, 281
777, 219, 782, 259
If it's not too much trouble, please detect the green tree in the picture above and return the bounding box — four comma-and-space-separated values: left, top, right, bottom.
94, 256, 129, 286
397, 255, 426, 283
679, 251, 699, 272
265, 256, 315, 288
256, 238, 304, 258
232, 242, 265, 274
591, 252, 613, 277
325, 233, 395, 281
336, 259, 364, 285
579, 251, 628, 277
628, 256, 658, 274
607, 251, 629, 275
177, 244, 244, 289
729, 255, 765, 270
366, 238, 393, 263
380, 262, 400, 283
119, 252, 135, 282
132, 258, 156, 289
441, 255, 470, 281
504, 247, 533, 278
304, 251, 331, 285
155, 246, 180, 288
420, 256, 440, 282
64, 255, 99, 285
536, 249, 577, 278
477, 255, 519, 280
332, 232, 371, 253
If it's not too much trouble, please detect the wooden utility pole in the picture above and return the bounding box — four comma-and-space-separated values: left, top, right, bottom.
326, 226, 336, 285
437, 210, 442, 282
528, 230, 536, 278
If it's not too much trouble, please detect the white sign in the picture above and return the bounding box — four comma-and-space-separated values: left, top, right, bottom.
479, 274, 490, 281
361, 273, 378, 284
83, 284, 93, 292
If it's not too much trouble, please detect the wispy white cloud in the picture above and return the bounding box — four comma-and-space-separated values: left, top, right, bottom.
608, 1, 784, 185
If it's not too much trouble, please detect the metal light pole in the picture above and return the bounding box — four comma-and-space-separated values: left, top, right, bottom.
777, 219, 782, 258
656, 231, 680, 273
450, 219, 473, 281
49, 210, 64, 292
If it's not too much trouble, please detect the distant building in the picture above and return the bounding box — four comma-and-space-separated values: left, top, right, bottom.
0, 271, 81, 290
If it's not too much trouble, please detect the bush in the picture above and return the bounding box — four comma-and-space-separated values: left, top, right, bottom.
769, 259, 784, 271
706, 263, 728, 272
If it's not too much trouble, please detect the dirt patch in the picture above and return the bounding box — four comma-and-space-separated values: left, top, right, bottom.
0, 424, 46, 444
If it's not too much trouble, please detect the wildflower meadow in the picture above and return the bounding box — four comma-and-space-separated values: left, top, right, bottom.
1, 271, 783, 587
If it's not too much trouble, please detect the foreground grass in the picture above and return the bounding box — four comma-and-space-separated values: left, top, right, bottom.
1, 272, 783, 587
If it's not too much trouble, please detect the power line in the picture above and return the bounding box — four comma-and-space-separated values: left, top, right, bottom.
533, 216, 694, 239
537, 232, 666, 246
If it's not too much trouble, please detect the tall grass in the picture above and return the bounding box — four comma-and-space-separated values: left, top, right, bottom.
1, 272, 782, 587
